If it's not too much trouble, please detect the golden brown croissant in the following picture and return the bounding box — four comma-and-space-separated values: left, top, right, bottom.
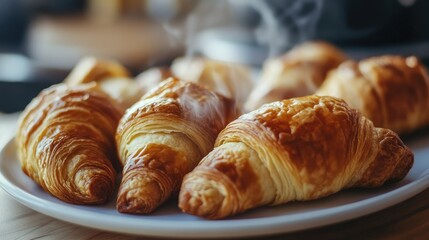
116, 78, 237, 214
64, 57, 143, 109
16, 83, 123, 204
179, 95, 413, 219
316, 55, 429, 134
245, 41, 346, 111
171, 57, 254, 112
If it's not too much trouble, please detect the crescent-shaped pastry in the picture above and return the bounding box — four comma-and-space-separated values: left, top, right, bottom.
179, 95, 413, 219
116, 78, 237, 214
16, 83, 123, 204
316, 55, 429, 134
64, 57, 142, 109
245, 41, 346, 111
171, 57, 253, 112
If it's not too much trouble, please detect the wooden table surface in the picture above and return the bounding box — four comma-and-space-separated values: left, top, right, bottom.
1, 113, 428, 240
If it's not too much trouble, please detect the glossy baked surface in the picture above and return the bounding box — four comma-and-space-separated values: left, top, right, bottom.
1, 136, 428, 238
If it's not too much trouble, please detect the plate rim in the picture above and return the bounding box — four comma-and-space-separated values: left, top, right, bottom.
1, 139, 429, 238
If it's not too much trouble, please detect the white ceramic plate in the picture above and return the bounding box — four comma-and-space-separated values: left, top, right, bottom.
1, 136, 429, 239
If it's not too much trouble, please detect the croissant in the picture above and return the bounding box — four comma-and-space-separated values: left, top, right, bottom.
171, 57, 254, 112
316, 55, 429, 134
135, 67, 172, 94
116, 78, 236, 214
64, 57, 143, 109
16, 83, 123, 204
245, 41, 346, 111
179, 95, 413, 219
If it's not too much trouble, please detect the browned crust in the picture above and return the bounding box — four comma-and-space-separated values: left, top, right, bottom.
16, 83, 123, 204
116, 78, 238, 214
179, 95, 414, 219
318, 55, 429, 134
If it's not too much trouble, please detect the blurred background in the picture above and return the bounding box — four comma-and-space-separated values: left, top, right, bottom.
1, 0, 429, 113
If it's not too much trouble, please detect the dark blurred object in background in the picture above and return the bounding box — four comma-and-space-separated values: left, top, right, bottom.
0, 1, 28, 52
0, 0, 85, 50
316, 0, 424, 45
197, 0, 429, 64
0, 0, 85, 113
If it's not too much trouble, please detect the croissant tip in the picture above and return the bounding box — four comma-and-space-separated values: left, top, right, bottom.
179, 180, 225, 219
116, 178, 171, 214
67, 176, 114, 205
389, 146, 414, 183
78, 176, 113, 205
116, 196, 157, 214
